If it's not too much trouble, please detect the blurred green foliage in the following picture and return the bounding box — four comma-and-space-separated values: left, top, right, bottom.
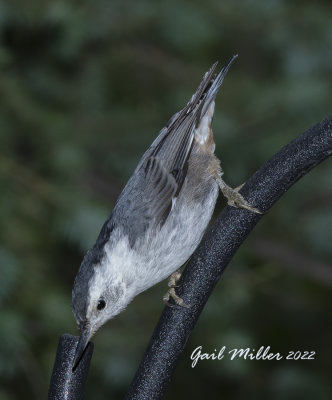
0, 0, 331, 399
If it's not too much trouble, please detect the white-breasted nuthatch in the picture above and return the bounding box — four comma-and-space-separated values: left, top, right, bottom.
71, 56, 259, 368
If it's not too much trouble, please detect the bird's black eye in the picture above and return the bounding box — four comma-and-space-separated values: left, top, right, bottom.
97, 299, 106, 310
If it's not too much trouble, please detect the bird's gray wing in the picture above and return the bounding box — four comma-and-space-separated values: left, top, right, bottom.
146, 62, 219, 187
110, 57, 237, 246
141, 156, 178, 224
108, 155, 178, 247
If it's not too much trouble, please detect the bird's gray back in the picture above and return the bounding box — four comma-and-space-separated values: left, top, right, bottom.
104, 60, 233, 247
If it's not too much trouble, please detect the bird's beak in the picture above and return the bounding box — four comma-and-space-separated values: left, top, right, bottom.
72, 325, 92, 370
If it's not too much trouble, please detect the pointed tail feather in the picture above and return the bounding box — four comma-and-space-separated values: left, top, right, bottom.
200, 55, 238, 118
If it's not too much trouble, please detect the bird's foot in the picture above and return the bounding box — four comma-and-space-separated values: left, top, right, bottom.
217, 177, 261, 214
163, 270, 190, 308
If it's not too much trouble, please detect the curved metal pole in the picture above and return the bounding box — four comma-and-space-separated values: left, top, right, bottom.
125, 116, 332, 399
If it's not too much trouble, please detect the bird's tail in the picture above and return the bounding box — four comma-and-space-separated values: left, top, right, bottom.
200, 55, 238, 118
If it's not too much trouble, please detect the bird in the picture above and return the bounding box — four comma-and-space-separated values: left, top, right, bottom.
71, 55, 259, 368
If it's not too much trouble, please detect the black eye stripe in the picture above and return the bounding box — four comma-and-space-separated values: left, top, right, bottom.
97, 299, 106, 310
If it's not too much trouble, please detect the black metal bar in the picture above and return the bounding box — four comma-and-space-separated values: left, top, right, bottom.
48, 334, 94, 400
125, 116, 332, 399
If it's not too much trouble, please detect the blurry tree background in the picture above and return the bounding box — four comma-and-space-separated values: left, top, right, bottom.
0, 0, 331, 399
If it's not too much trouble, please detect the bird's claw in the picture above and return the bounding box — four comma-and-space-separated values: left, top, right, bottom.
217, 177, 261, 214
163, 270, 190, 308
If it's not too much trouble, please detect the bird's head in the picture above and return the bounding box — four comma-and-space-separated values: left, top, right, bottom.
71, 245, 127, 369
